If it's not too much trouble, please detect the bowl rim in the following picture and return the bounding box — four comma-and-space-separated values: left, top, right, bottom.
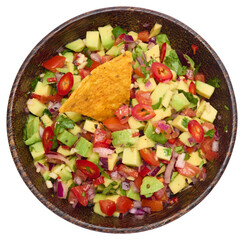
7, 6, 237, 233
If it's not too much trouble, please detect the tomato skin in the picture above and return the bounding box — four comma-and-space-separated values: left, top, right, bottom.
189, 81, 196, 95
92, 176, 105, 187
135, 90, 152, 106
116, 196, 134, 214
134, 66, 145, 78
181, 108, 196, 117
47, 77, 57, 83
101, 55, 113, 63
188, 120, 204, 143
57, 72, 74, 96
168, 138, 176, 144
42, 126, 54, 153
141, 199, 163, 211
139, 165, 151, 177
103, 117, 129, 132
194, 73, 205, 82
114, 33, 125, 45
177, 162, 201, 178
139, 148, 160, 166
134, 175, 143, 189
151, 62, 173, 82
138, 30, 150, 42
131, 104, 156, 121
89, 61, 101, 71
76, 160, 100, 179
160, 42, 167, 62
200, 137, 219, 161
71, 185, 89, 206
42, 55, 66, 72
117, 164, 139, 178
79, 69, 90, 79
93, 128, 112, 148
115, 105, 130, 124
99, 199, 116, 216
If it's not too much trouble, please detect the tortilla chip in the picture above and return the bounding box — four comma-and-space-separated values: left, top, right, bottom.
59, 51, 132, 121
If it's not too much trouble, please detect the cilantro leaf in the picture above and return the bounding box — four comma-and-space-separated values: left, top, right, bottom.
152, 97, 162, 110
31, 76, 40, 92
204, 129, 215, 139
174, 146, 184, 154
193, 63, 201, 75
156, 34, 170, 47
43, 109, 52, 118
54, 115, 75, 135
178, 90, 198, 105
182, 117, 190, 128
112, 26, 127, 39
207, 77, 220, 88
164, 148, 172, 157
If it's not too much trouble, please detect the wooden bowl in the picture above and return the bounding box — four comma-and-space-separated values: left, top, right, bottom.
7, 7, 237, 233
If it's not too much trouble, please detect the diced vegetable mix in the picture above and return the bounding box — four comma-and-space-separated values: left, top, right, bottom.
24, 23, 221, 218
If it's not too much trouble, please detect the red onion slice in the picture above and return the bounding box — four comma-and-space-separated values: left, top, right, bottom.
90, 53, 101, 63
45, 152, 70, 165
145, 81, 151, 88
157, 122, 169, 132
124, 34, 134, 43
93, 147, 114, 158
175, 153, 186, 168
164, 158, 176, 184
148, 166, 161, 176
122, 181, 130, 191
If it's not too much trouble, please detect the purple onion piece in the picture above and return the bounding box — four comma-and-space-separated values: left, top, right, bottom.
148, 166, 161, 176
148, 36, 156, 44
176, 50, 190, 67
122, 181, 130, 191
99, 157, 108, 170
124, 34, 134, 43
136, 56, 144, 65
133, 201, 142, 208
57, 181, 64, 198
142, 207, 151, 214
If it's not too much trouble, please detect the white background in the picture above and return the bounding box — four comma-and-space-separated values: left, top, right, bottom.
1, 0, 243, 239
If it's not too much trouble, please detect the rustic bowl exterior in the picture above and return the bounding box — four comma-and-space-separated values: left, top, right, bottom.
7, 7, 237, 233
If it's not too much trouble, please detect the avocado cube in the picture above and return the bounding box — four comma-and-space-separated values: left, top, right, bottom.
112, 129, 139, 147
150, 107, 172, 122
34, 81, 52, 96
169, 80, 178, 90
24, 116, 41, 145
196, 100, 207, 117
97, 50, 105, 57
83, 120, 99, 133
98, 25, 115, 50
156, 165, 166, 175
136, 77, 157, 92
65, 38, 85, 52
126, 187, 141, 201
43, 71, 56, 85
68, 124, 81, 135
24, 132, 41, 146
65, 112, 82, 122
128, 116, 145, 130
86, 31, 101, 51
145, 44, 160, 62
57, 146, 73, 157
140, 176, 164, 196
59, 166, 72, 182
200, 104, 217, 123
115, 147, 124, 154
27, 98, 47, 117
178, 132, 195, 147
186, 151, 206, 166
128, 31, 138, 41
171, 115, 192, 132
41, 114, 53, 127
144, 121, 168, 145
106, 45, 122, 57
88, 152, 99, 166
162, 90, 173, 108
169, 174, 192, 194
93, 194, 106, 203
106, 194, 120, 202
29, 142, 45, 161
66, 156, 77, 172
108, 153, 118, 171
75, 137, 93, 157
137, 135, 155, 150
131, 98, 138, 107
57, 130, 78, 147
151, 83, 169, 105
156, 145, 172, 161
177, 80, 189, 92
149, 23, 162, 38
93, 202, 106, 217
71, 75, 82, 91
170, 93, 190, 112
196, 81, 215, 99
122, 148, 141, 167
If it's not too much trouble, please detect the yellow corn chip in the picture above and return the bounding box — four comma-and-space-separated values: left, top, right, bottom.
59, 51, 132, 121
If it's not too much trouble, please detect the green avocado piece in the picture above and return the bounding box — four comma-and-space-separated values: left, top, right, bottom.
140, 176, 164, 196
57, 130, 78, 147
126, 187, 141, 201
170, 93, 190, 112
86, 31, 101, 51
43, 71, 56, 85
144, 121, 167, 145
29, 142, 45, 161
65, 38, 85, 52
112, 129, 139, 147
59, 166, 72, 182
75, 137, 93, 157
24, 115, 41, 146
98, 25, 115, 50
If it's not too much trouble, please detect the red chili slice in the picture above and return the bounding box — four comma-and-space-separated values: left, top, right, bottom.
57, 72, 74, 96
42, 55, 66, 72
151, 62, 173, 82
131, 104, 156, 121
135, 90, 152, 106
160, 42, 167, 62
189, 81, 196, 95
76, 159, 100, 179
42, 126, 54, 153
188, 120, 204, 143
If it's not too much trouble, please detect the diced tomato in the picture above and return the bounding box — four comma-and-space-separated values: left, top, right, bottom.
194, 73, 205, 82
160, 42, 167, 62
202, 122, 215, 132
151, 62, 173, 82
189, 81, 196, 94
99, 199, 116, 216
134, 66, 145, 78
138, 30, 150, 42
186, 69, 194, 80
76, 160, 100, 179
141, 199, 163, 211
115, 105, 130, 124
186, 146, 194, 154
42, 55, 66, 72
169, 197, 179, 205
131, 104, 156, 121
168, 138, 176, 144
103, 117, 129, 132
80, 131, 93, 142
49, 93, 63, 103
139, 165, 151, 177
93, 128, 112, 148
130, 88, 136, 99
181, 108, 196, 117
101, 55, 113, 63
116, 196, 134, 214
200, 137, 219, 161
57, 72, 74, 96
79, 69, 90, 79
117, 164, 139, 178
71, 185, 90, 206
153, 187, 166, 200
139, 148, 160, 166
89, 61, 101, 71
191, 44, 198, 55
31, 93, 50, 104
68, 189, 77, 205
42, 126, 54, 153
132, 132, 140, 137
75, 169, 88, 181
92, 176, 105, 187
47, 77, 57, 83
188, 120, 204, 143
177, 162, 201, 178
135, 90, 152, 106
157, 177, 164, 183
114, 33, 125, 46
198, 166, 207, 181
134, 175, 143, 189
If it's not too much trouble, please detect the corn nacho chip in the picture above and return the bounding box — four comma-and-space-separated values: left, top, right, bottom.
59, 51, 132, 121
